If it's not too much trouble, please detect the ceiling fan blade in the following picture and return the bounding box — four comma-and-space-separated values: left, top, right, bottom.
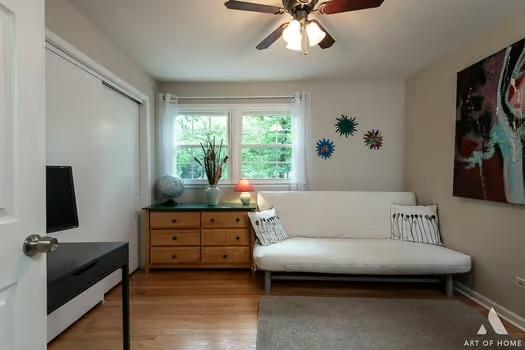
312, 20, 335, 49
318, 0, 384, 15
256, 23, 289, 50
225, 1, 284, 14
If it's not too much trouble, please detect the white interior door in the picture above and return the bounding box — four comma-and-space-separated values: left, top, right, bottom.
0, 0, 46, 350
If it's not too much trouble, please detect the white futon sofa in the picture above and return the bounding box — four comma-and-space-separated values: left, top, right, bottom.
253, 191, 471, 296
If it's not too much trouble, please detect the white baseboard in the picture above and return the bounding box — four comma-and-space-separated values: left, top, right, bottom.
454, 281, 525, 332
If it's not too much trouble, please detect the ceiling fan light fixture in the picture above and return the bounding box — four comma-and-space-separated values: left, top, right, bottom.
306, 20, 326, 47
226, 0, 386, 52
286, 37, 303, 51
282, 19, 301, 44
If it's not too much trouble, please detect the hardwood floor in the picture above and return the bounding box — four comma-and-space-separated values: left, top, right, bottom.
48, 270, 524, 350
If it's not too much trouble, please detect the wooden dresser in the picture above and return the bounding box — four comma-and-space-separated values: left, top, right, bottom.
143, 203, 256, 271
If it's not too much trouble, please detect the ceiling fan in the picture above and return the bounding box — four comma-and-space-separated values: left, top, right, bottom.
224, 0, 384, 54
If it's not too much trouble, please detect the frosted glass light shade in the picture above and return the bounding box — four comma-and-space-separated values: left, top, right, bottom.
286, 40, 302, 51
306, 21, 326, 47
283, 20, 301, 44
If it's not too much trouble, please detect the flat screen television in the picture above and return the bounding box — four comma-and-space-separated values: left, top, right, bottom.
46, 166, 79, 233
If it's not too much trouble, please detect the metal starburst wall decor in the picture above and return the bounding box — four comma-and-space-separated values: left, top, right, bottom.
363, 129, 384, 150
316, 138, 335, 159
335, 115, 359, 138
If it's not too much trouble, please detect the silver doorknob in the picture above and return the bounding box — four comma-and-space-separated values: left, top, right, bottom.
23, 234, 59, 257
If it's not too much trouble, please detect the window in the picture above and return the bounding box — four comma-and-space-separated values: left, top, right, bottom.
173, 105, 294, 185
174, 111, 230, 181
241, 112, 293, 180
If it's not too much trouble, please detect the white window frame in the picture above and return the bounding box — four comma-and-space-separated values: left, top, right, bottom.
175, 103, 294, 186
237, 107, 294, 184
174, 106, 231, 186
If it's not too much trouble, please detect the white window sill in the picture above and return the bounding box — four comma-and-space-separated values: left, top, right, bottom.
183, 183, 294, 189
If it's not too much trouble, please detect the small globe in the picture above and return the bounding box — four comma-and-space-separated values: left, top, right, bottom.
158, 175, 184, 202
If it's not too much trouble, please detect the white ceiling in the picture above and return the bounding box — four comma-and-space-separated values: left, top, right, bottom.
69, 0, 525, 82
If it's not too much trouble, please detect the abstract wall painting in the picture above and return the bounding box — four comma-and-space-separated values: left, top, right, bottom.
335, 115, 358, 138
454, 38, 525, 205
316, 138, 335, 160
363, 129, 383, 150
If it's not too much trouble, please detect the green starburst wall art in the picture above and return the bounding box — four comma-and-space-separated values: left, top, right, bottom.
335, 115, 359, 138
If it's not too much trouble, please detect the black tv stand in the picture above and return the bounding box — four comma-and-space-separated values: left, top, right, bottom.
47, 242, 130, 350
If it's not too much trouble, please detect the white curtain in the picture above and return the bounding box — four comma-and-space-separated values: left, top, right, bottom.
291, 92, 311, 191
157, 93, 180, 178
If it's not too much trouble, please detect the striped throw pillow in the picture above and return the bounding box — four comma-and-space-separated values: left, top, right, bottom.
391, 204, 443, 246
248, 208, 289, 246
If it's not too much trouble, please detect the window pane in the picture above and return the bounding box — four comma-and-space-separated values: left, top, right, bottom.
176, 147, 203, 180
174, 112, 230, 181
241, 147, 292, 179
176, 146, 230, 181
175, 113, 228, 146
242, 113, 292, 145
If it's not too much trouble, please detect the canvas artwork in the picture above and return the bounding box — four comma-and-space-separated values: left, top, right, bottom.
454, 38, 525, 204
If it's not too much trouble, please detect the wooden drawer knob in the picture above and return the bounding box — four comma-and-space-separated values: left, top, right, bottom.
236, 236, 240, 240
210, 218, 215, 223
171, 254, 177, 259
172, 236, 177, 241
223, 254, 228, 259
235, 218, 240, 222
171, 219, 177, 223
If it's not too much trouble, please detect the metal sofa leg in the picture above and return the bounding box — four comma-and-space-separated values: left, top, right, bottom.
445, 275, 454, 298
265, 271, 272, 294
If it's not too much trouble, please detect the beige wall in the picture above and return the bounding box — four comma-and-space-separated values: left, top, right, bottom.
160, 80, 406, 203
405, 12, 525, 316
45, 0, 157, 117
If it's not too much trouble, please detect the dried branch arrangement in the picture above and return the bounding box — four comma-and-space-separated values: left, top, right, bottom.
194, 137, 229, 185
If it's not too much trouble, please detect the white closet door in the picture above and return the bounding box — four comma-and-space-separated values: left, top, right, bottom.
98, 83, 140, 270
46, 49, 140, 270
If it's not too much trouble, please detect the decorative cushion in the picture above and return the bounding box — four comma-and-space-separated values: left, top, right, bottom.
391, 204, 443, 246
248, 208, 289, 246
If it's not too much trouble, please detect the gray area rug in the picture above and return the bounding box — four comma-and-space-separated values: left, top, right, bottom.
257, 296, 523, 350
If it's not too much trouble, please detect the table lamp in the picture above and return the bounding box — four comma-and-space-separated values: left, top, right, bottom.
234, 179, 254, 205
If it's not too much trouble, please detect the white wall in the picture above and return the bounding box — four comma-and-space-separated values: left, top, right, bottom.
159, 80, 406, 203
405, 10, 525, 317
45, 0, 157, 200
45, 0, 156, 110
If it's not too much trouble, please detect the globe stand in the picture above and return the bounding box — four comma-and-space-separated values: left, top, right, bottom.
163, 199, 178, 206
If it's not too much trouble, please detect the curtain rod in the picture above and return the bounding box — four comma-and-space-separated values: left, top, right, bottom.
171, 95, 295, 100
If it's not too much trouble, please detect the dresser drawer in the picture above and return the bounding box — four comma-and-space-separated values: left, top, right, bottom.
201, 247, 250, 264
201, 212, 250, 229
150, 247, 200, 264
202, 229, 250, 246
150, 212, 200, 229
151, 230, 200, 246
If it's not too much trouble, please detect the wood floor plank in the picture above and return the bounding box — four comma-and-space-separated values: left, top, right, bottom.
47, 271, 524, 349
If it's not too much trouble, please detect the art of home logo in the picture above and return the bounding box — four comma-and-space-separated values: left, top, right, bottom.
463, 308, 523, 349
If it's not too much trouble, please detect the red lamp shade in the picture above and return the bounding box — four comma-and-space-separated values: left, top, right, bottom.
234, 179, 254, 192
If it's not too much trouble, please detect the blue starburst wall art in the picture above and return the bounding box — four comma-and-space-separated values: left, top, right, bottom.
363, 129, 384, 150
335, 115, 359, 138
316, 138, 335, 159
